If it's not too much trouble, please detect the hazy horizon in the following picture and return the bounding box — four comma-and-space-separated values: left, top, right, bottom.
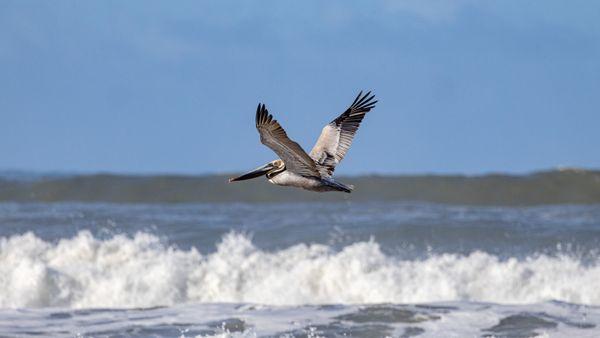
1, 165, 599, 178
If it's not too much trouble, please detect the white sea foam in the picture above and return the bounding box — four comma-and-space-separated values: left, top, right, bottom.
1, 231, 600, 308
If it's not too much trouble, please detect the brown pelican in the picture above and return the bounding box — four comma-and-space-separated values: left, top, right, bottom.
229, 91, 377, 193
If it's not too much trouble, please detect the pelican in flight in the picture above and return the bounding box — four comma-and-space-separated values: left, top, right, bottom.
229, 91, 377, 193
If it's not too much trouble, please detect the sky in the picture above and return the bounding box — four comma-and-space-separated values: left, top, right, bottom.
1, 1, 599, 175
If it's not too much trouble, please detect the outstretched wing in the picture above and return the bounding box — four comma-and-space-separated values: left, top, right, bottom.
255, 103, 321, 177
309, 91, 376, 177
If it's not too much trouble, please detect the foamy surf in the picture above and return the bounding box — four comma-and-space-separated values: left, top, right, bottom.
2, 230, 600, 309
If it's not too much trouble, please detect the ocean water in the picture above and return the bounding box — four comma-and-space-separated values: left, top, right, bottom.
1, 202, 600, 337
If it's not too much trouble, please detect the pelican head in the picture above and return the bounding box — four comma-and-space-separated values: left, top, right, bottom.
229, 159, 285, 182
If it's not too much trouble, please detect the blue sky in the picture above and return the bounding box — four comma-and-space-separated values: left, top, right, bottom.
1, 1, 599, 175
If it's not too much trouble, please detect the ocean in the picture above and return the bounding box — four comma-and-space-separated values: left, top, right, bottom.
1, 201, 600, 337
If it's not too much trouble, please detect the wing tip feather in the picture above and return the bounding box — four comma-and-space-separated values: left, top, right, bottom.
256, 102, 273, 127
350, 90, 377, 112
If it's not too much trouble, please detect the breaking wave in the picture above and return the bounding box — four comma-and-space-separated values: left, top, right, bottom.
1, 231, 600, 309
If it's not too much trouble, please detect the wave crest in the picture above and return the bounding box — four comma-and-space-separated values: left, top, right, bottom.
1, 231, 599, 308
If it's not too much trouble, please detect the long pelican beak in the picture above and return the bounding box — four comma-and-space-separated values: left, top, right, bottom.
229, 162, 274, 182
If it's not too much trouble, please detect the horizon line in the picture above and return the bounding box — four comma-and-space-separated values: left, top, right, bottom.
1, 166, 598, 179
